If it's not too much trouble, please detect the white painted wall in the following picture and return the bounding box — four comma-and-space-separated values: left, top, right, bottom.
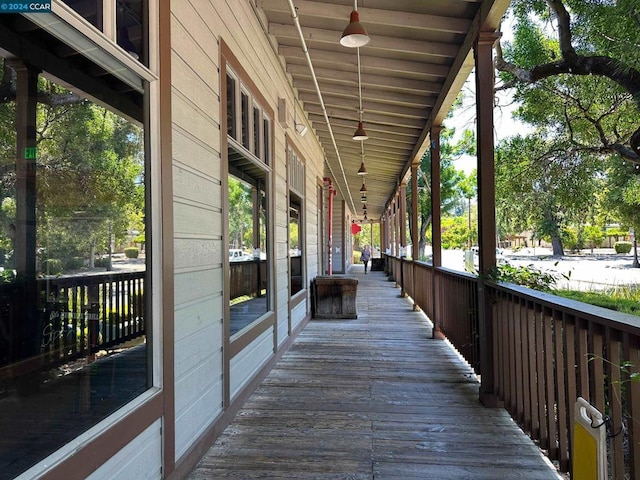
87, 420, 162, 480
169, 0, 324, 467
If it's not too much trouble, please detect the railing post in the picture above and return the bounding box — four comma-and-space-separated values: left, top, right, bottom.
475, 30, 502, 407
87, 284, 100, 358
399, 256, 405, 297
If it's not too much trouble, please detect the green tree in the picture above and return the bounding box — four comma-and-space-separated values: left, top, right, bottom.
407, 127, 472, 255
496, 0, 640, 162
228, 176, 253, 250
459, 170, 477, 248
35, 96, 143, 268
495, 135, 602, 255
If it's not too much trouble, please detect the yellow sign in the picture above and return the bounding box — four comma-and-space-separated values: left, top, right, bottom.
573, 397, 606, 480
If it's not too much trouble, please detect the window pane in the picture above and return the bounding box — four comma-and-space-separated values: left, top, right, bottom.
241, 92, 249, 149
117, 0, 146, 65
0, 62, 148, 478
263, 117, 270, 165
289, 200, 302, 295
62, 0, 103, 29
252, 106, 260, 158
226, 74, 236, 138
228, 176, 268, 335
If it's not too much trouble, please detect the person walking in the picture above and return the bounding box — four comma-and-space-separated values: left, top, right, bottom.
361, 245, 371, 274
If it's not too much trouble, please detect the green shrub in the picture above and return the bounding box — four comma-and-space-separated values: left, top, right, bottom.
489, 263, 565, 291
43, 258, 63, 275
63, 256, 84, 270
94, 257, 110, 268
124, 247, 139, 259
614, 241, 632, 254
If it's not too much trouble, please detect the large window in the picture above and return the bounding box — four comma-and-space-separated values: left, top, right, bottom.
225, 66, 272, 337
62, 0, 148, 65
288, 146, 305, 296
0, 12, 150, 478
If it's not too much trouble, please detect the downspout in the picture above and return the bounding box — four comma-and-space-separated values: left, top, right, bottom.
324, 177, 335, 275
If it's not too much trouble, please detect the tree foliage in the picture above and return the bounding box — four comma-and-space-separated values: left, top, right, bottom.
0, 71, 144, 271
496, 0, 640, 163
495, 134, 602, 255
407, 126, 474, 254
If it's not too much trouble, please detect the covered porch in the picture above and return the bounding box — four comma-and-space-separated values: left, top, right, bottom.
189, 268, 560, 479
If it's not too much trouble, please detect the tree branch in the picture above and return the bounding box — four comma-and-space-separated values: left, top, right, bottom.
495, 0, 640, 159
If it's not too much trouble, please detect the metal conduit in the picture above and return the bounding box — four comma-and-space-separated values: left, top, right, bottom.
286, 0, 357, 215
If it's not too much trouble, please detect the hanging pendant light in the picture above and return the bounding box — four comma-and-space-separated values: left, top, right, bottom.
360, 181, 367, 193
352, 121, 369, 141
360, 194, 367, 203
340, 3, 370, 48
357, 160, 368, 175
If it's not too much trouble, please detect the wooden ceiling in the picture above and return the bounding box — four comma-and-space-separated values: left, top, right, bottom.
256, 0, 510, 219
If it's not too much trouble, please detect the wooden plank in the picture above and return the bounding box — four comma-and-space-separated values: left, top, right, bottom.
189, 271, 560, 480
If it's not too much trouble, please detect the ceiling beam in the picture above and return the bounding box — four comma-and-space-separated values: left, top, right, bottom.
294, 79, 434, 108
260, 0, 472, 34
312, 124, 417, 147
279, 46, 450, 79
299, 92, 430, 119
308, 113, 422, 137
305, 104, 424, 129
287, 64, 443, 95
270, 23, 460, 59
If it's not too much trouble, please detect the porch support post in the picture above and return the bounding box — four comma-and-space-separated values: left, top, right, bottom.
430, 126, 442, 338
394, 193, 400, 256
430, 126, 442, 268
12, 61, 38, 276
410, 163, 419, 261
475, 30, 502, 407
410, 163, 420, 310
10, 61, 39, 361
399, 181, 407, 255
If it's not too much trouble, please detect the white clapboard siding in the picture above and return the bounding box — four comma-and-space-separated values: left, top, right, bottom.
230, 327, 274, 401
87, 420, 162, 480
291, 299, 307, 332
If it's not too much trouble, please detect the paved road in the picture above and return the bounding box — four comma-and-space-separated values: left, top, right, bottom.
439, 248, 640, 291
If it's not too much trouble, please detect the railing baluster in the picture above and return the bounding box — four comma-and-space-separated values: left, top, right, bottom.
527, 303, 538, 440
623, 333, 640, 480
606, 328, 624, 479
553, 309, 569, 471
563, 312, 577, 478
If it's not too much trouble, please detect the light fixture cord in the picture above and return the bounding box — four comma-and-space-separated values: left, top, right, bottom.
357, 46, 366, 162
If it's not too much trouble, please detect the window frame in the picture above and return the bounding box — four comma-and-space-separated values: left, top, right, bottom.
220, 41, 276, 375
286, 141, 306, 304
0, 3, 163, 478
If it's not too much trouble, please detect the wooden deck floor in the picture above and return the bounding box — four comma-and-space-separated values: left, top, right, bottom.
190, 268, 561, 479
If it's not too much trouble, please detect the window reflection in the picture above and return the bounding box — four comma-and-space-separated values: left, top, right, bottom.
0, 59, 148, 478
228, 176, 268, 336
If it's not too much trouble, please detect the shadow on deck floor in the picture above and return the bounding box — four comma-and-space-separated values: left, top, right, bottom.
189, 269, 561, 479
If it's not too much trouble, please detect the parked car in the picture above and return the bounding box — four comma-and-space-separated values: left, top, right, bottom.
229, 249, 252, 262
469, 246, 507, 267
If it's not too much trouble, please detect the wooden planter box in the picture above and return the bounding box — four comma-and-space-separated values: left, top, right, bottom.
311, 276, 358, 319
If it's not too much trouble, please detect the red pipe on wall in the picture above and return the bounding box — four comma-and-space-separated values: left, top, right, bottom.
323, 177, 335, 275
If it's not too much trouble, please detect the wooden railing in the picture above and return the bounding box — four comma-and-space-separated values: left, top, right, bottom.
229, 259, 267, 300
489, 282, 640, 477
386, 254, 640, 477
0, 271, 146, 372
